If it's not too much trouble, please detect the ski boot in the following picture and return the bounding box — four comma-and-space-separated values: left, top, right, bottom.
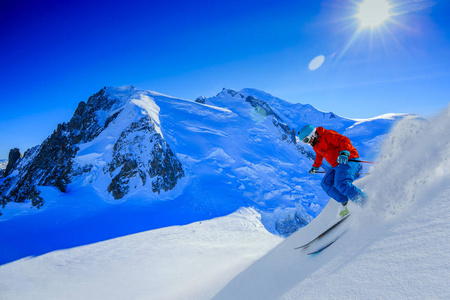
339, 201, 349, 217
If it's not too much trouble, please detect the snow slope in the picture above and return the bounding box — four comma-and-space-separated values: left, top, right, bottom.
0, 208, 281, 300
213, 106, 450, 299
0, 99, 446, 299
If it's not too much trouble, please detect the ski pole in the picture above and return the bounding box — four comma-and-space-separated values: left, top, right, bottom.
315, 171, 370, 175
349, 159, 376, 164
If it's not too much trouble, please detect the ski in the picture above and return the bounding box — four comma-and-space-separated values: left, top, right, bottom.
294, 213, 351, 250
307, 232, 347, 255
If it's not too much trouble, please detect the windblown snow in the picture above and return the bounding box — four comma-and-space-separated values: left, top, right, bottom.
213, 106, 450, 300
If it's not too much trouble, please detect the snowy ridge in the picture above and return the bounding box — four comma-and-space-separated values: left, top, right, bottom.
71, 87, 184, 199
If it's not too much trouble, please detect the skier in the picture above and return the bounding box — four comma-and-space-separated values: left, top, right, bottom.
298, 125, 368, 216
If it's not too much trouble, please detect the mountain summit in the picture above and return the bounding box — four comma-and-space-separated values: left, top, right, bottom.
0, 86, 184, 208
0, 86, 409, 236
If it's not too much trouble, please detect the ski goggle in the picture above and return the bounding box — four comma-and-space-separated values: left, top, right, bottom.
302, 129, 316, 144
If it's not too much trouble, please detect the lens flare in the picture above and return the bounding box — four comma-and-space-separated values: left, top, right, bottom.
309, 55, 325, 71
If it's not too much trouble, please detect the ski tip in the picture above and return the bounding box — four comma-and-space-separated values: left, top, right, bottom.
294, 245, 308, 250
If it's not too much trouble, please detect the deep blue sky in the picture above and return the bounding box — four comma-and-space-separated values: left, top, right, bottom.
1, 0, 449, 159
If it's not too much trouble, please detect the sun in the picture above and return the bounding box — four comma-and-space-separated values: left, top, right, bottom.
357, 0, 392, 28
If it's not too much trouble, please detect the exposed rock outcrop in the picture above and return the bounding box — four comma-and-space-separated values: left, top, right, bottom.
195, 96, 206, 104
4, 148, 22, 177
107, 116, 184, 199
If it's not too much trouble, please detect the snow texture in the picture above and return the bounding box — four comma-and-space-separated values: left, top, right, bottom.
0, 92, 447, 299
213, 105, 450, 300
0, 208, 281, 300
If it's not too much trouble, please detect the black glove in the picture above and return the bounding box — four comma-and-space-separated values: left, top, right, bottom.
309, 166, 319, 174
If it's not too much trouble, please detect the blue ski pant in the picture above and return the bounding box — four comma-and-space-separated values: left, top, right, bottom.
321, 160, 366, 204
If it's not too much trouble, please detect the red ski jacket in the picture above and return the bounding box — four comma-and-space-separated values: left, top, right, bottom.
312, 127, 359, 168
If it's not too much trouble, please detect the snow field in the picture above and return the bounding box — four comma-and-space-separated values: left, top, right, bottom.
0, 208, 281, 300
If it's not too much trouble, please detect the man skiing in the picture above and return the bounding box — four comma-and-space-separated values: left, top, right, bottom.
298, 125, 367, 215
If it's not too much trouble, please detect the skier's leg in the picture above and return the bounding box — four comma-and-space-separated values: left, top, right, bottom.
321, 168, 348, 204
334, 160, 367, 204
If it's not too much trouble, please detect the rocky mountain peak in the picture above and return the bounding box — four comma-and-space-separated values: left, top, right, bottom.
106, 115, 184, 199
217, 88, 245, 99
4, 148, 22, 177
195, 96, 206, 104
0, 87, 184, 210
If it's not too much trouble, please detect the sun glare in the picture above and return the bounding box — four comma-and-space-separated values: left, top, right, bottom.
357, 0, 392, 28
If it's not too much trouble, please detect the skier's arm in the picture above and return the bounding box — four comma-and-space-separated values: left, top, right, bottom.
310, 153, 322, 174
313, 153, 323, 168
336, 135, 353, 154
333, 132, 353, 164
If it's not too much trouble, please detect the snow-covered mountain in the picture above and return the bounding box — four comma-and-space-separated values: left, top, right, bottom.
0, 107, 448, 300
0, 87, 184, 208
0, 86, 411, 264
